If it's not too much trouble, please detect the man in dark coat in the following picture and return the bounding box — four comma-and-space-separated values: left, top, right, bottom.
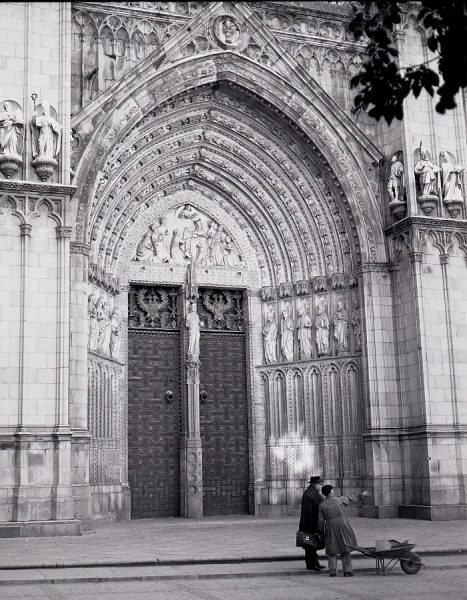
298, 475, 324, 571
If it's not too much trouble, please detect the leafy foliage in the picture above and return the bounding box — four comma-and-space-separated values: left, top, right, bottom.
349, 1, 467, 124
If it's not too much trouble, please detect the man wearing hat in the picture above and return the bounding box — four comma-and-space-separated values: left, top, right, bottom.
298, 475, 324, 571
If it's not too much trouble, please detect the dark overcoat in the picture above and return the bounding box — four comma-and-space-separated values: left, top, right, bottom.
298, 484, 322, 533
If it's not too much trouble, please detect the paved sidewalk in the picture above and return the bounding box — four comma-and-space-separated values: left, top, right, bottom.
0, 516, 466, 569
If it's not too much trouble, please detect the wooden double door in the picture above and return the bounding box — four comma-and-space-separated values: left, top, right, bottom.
127, 286, 249, 518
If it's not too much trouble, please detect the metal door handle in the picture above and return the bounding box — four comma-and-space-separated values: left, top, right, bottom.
165, 390, 174, 404
200, 390, 208, 404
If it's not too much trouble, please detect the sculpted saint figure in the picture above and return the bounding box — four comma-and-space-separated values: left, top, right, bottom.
280, 304, 294, 362
263, 305, 277, 364
135, 224, 156, 261
220, 17, 240, 45
351, 298, 362, 351
223, 236, 239, 267
155, 217, 170, 262
88, 294, 99, 350
96, 298, 111, 354
315, 298, 330, 356
0, 101, 24, 156
109, 306, 121, 360
211, 225, 226, 266
387, 155, 404, 202
31, 100, 61, 160
440, 150, 464, 201
333, 298, 349, 352
297, 303, 312, 360
414, 145, 439, 196
186, 301, 200, 362
170, 228, 186, 261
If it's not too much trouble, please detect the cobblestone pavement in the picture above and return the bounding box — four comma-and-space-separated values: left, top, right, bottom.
1, 515, 466, 568
0, 569, 466, 600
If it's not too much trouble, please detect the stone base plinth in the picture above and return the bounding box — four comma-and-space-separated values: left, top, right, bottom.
360, 504, 399, 519
0, 519, 82, 538
399, 504, 467, 521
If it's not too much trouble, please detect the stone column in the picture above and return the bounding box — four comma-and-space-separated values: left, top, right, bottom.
181, 360, 204, 518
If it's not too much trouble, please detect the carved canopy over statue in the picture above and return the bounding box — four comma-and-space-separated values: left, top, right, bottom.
134, 205, 243, 267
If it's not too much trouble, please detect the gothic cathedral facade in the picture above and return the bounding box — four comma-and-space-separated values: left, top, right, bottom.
0, 2, 466, 534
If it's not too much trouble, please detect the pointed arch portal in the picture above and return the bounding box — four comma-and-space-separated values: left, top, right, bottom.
71, 5, 386, 517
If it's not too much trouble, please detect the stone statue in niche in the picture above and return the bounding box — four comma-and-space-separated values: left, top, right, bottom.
109, 306, 121, 360
333, 297, 349, 353
186, 301, 200, 362
280, 303, 294, 362
134, 205, 242, 267
315, 296, 330, 357
31, 100, 62, 181
96, 298, 111, 353
88, 294, 99, 351
0, 100, 24, 179
414, 143, 440, 214
387, 154, 406, 219
263, 304, 277, 364
351, 298, 362, 352
440, 150, 464, 218
296, 301, 312, 360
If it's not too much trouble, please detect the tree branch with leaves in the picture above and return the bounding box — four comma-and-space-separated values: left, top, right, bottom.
349, 1, 467, 123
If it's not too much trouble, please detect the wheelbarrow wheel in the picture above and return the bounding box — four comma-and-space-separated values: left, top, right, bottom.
400, 552, 422, 574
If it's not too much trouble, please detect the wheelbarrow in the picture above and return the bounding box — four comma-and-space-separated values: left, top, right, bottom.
346, 539, 424, 576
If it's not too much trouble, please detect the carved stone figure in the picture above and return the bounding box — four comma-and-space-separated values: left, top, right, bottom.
96, 298, 111, 353
31, 100, 61, 160
387, 154, 404, 202
0, 101, 24, 179
186, 301, 200, 362
296, 303, 312, 360
333, 297, 349, 352
0, 101, 24, 157
351, 298, 362, 351
88, 294, 99, 351
440, 151, 464, 201
109, 306, 121, 360
135, 224, 156, 261
414, 145, 439, 197
134, 205, 242, 267
263, 304, 277, 364
280, 304, 294, 362
315, 297, 330, 356
219, 17, 240, 45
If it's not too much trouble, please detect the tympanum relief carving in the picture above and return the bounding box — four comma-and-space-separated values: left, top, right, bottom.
133, 205, 243, 267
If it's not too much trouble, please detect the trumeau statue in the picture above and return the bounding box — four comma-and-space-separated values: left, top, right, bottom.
263, 304, 277, 364
31, 100, 61, 160
0, 101, 24, 157
134, 205, 242, 267
186, 301, 200, 362
296, 302, 312, 360
280, 303, 294, 362
440, 150, 464, 202
333, 297, 349, 352
387, 154, 404, 203
414, 143, 440, 197
315, 296, 330, 356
